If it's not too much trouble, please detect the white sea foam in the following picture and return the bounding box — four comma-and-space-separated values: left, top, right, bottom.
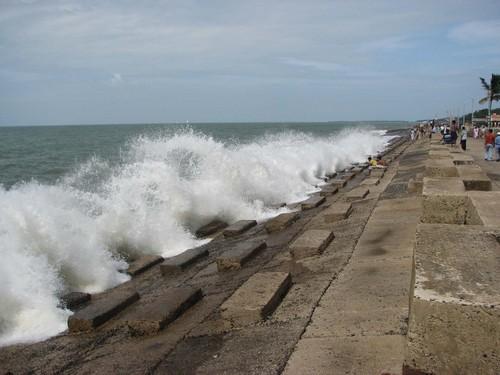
0, 127, 392, 345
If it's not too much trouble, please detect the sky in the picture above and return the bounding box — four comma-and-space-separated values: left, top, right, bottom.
0, 0, 499, 126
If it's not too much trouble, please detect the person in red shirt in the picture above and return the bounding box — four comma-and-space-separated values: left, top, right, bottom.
484, 129, 495, 161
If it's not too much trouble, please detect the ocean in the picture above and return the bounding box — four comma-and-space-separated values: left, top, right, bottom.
0, 121, 410, 345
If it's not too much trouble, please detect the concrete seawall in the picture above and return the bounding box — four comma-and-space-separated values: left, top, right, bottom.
1, 132, 498, 374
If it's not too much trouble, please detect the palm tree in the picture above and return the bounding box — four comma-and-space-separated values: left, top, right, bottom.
479, 74, 500, 127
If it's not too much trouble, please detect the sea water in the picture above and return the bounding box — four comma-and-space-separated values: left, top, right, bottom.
0, 121, 409, 345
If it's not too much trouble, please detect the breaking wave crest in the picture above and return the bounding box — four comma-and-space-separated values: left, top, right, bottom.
0, 127, 391, 345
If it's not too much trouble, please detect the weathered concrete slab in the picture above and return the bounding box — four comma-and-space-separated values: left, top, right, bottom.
339, 172, 356, 180
422, 177, 467, 224
428, 150, 451, 159
216, 241, 267, 271
323, 203, 352, 223
160, 247, 209, 276
120, 287, 203, 336
289, 229, 335, 259
327, 178, 347, 188
195, 219, 228, 237
127, 255, 164, 276
457, 164, 492, 191
466, 191, 500, 227
369, 168, 385, 178
300, 195, 325, 210
283, 336, 405, 375
345, 187, 370, 201
220, 272, 291, 325
452, 153, 474, 165
351, 167, 364, 173
68, 289, 140, 333
319, 185, 338, 196
223, 220, 257, 237
265, 212, 299, 233
406, 224, 500, 374
425, 159, 458, 177
60, 292, 91, 311
360, 177, 380, 186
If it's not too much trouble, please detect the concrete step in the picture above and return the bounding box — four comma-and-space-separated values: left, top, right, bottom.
339, 172, 356, 180
466, 191, 500, 227
457, 165, 492, 191
265, 212, 299, 233
328, 178, 348, 188
369, 169, 385, 178
127, 255, 164, 276
319, 185, 339, 196
360, 177, 380, 186
195, 219, 228, 237
68, 289, 140, 333
160, 247, 209, 276
223, 220, 257, 237
220, 272, 292, 325
301, 196, 326, 210
425, 159, 458, 178
216, 241, 267, 271
422, 177, 467, 224
289, 229, 335, 259
323, 203, 353, 223
345, 187, 370, 201
119, 287, 203, 336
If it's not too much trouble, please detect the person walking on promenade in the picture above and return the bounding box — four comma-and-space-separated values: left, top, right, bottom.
460, 126, 467, 151
484, 129, 495, 161
450, 120, 458, 147
495, 131, 500, 162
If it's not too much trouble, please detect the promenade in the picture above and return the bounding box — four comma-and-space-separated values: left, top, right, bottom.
1, 133, 499, 374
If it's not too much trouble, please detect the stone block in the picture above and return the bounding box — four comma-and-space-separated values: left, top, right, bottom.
319, 185, 338, 196
422, 178, 467, 224
340, 172, 356, 180
360, 177, 380, 186
120, 287, 202, 336
328, 178, 347, 188
195, 219, 228, 237
466, 191, 500, 227
424, 159, 458, 178
301, 196, 326, 210
223, 220, 257, 237
68, 289, 140, 333
265, 212, 299, 233
351, 167, 364, 173
289, 229, 335, 259
127, 255, 164, 276
457, 165, 492, 191
323, 203, 353, 223
345, 187, 370, 201
160, 247, 209, 276
220, 272, 291, 325
216, 241, 267, 271
60, 292, 91, 311
369, 169, 385, 178
452, 154, 474, 165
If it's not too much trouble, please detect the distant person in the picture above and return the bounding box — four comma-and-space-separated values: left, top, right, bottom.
460, 126, 467, 151
410, 129, 416, 141
450, 120, 458, 146
496, 132, 500, 162
368, 156, 377, 168
376, 155, 386, 166
484, 129, 495, 161
473, 126, 479, 139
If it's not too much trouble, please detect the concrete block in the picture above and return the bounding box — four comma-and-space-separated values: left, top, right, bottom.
68, 289, 140, 333
289, 229, 335, 259
220, 272, 292, 324
319, 185, 338, 196
223, 220, 257, 237
466, 191, 500, 227
424, 159, 458, 177
369, 169, 385, 178
452, 154, 474, 165
422, 178, 467, 224
345, 187, 370, 201
216, 241, 267, 271
120, 287, 202, 336
127, 255, 164, 276
406, 224, 500, 374
265, 212, 299, 233
160, 247, 209, 276
323, 203, 352, 223
457, 165, 492, 191
195, 219, 227, 237
340, 172, 356, 180
301, 196, 326, 210
351, 167, 364, 173
328, 178, 347, 188
60, 292, 91, 311
360, 177, 380, 186
428, 150, 451, 159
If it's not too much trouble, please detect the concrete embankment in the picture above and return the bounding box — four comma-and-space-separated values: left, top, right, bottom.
1, 132, 498, 374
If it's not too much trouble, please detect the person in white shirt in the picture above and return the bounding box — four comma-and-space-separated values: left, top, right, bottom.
460, 126, 467, 151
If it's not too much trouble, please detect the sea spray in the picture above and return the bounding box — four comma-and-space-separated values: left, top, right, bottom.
0, 127, 392, 345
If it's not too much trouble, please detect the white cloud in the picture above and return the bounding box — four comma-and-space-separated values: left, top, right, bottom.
449, 20, 500, 44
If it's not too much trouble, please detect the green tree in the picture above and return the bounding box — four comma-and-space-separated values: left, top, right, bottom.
479, 74, 500, 127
